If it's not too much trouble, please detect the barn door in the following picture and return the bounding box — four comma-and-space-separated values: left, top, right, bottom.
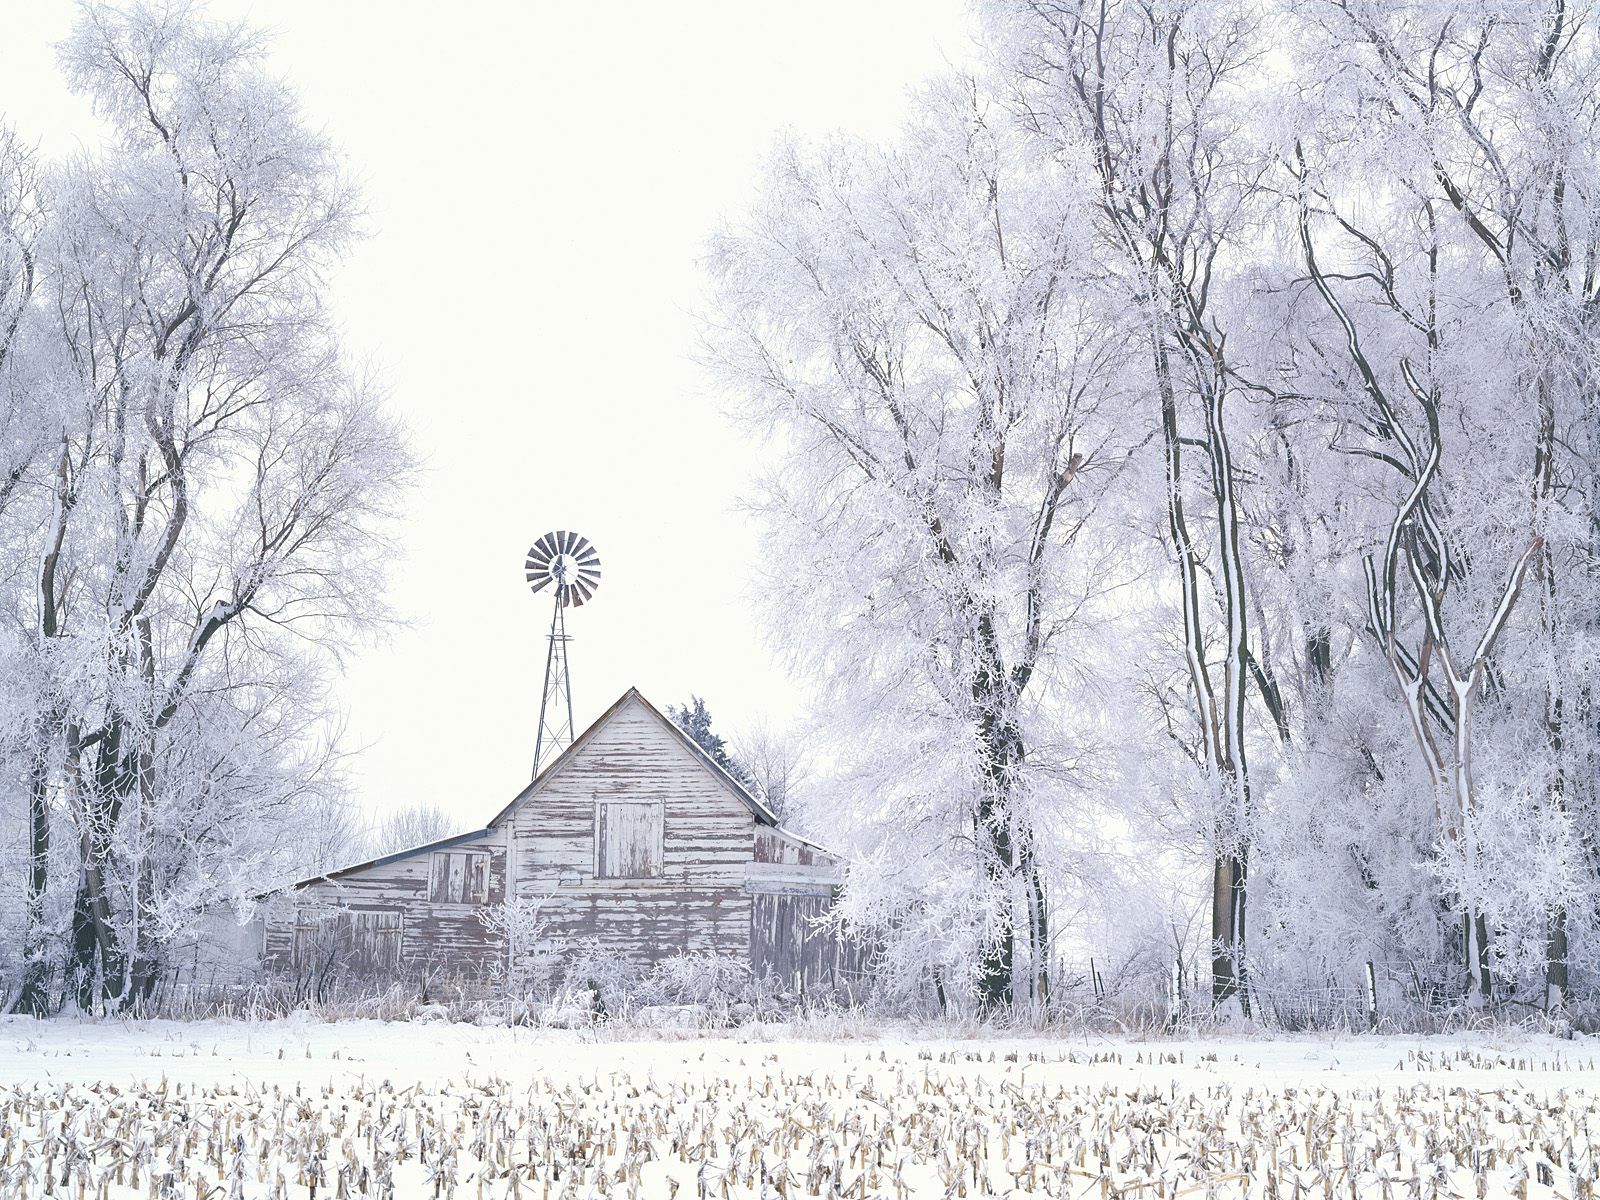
349, 910, 404, 972
596, 802, 663, 878
292, 908, 403, 976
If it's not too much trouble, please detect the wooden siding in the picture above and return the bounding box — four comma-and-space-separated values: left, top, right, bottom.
750, 893, 872, 994
510, 700, 756, 890
262, 832, 508, 979
506, 697, 758, 968
747, 826, 844, 896
537, 887, 749, 965
746, 826, 853, 988
293, 909, 403, 974
754, 826, 833, 867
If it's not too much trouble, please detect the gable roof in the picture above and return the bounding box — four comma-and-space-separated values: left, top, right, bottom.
487, 686, 779, 828
276, 687, 780, 893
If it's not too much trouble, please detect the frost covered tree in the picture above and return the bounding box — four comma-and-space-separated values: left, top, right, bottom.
0, 123, 52, 1015
366, 803, 454, 857
710, 79, 1138, 1010
1281, 0, 1600, 1010
370, 803, 458, 857
992, 0, 1272, 1010
730, 718, 808, 823
0, 1, 408, 1013
715, 0, 1600, 1021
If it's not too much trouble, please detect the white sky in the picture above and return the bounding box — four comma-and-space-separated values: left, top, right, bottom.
2, 1, 977, 831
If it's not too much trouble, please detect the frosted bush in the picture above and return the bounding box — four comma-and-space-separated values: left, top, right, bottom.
641, 952, 754, 1007
560, 940, 641, 1017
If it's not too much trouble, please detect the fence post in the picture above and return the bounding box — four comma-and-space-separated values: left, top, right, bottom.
1365, 961, 1378, 1029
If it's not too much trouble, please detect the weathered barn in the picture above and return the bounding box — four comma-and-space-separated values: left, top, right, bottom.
260, 688, 856, 992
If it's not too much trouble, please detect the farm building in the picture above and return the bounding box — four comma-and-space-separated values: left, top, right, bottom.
258, 687, 857, 992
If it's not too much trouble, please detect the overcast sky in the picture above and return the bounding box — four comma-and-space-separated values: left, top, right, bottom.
3, 1, 977, 830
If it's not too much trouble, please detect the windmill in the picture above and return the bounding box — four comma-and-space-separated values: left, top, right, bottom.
525, 531, 601, 778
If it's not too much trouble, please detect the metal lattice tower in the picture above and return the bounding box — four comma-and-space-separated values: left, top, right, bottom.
525, 531, 601, 778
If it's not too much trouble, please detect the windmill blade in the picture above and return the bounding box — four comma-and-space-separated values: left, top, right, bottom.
526, 530, 601, 606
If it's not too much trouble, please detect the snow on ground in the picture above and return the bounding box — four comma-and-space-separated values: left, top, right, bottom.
0, 1018, 1597, 1197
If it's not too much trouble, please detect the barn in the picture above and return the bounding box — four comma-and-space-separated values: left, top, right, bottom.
259, 687, 855, 994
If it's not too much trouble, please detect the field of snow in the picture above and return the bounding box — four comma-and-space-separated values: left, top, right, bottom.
1, 1018, 1597, 1198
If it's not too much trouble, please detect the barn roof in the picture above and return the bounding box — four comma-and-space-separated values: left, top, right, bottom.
277, 687, 779, 892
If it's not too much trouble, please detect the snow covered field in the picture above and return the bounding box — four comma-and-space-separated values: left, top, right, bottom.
1, 1019, 1597, 1198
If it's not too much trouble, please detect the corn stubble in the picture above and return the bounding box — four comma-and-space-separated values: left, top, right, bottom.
0, 1046, 1594, 1198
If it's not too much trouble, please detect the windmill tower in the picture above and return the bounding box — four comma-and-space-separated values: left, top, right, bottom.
525, 531, 601, 778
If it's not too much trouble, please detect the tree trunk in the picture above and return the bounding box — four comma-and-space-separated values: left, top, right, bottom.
69, 719, 140, 1007
18, 741, 52, 1016
127, 617, 161, 1005
1200, 364, 1252, 1015
1465, 910, 1492, 1006
1151, 338, 1248, 1010
1454, 714, 1490, 1007
1546, 908, 1569, 1013
1210, 849, 1248, 1008
973, 617, 1028, 1011
975, 773, 1016, 1011
1541, 689, 1568, 1013
1025, 844, 1049, 1006
1533, 376, 1568, 1013
29, 458, 70, 1015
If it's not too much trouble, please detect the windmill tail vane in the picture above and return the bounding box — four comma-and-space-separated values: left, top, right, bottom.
526, 531, 601, 778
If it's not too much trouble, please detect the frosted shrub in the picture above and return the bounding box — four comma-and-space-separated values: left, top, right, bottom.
641, 951, 759, 1010
560, 940, 640, 1017
477, 894, 563, 1001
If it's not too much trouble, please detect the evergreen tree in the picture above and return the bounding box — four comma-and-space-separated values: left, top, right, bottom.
668, 696, 754, 789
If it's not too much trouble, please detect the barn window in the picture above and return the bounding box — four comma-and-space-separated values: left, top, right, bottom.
596, 802, 663, 879
428, 849, 490, 903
